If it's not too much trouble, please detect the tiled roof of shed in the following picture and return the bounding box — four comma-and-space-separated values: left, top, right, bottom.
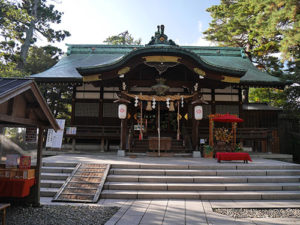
0, 78, 32, 97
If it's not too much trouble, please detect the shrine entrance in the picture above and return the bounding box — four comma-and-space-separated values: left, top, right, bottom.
143, 107, 178, 137
160, 109, 177, 136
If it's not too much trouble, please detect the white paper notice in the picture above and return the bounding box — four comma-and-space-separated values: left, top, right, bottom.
46, 119, 65, 149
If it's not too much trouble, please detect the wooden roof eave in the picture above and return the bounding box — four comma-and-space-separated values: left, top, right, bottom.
76, 46, 246, 77
236, 81, 287, 89
29, 82, 60, 131
0, 80, 59, 131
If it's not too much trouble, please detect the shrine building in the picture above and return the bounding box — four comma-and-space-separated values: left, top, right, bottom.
31, 25, 285, 155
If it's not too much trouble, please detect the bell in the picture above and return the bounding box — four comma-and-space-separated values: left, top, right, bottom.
146, 101, 152, 111
169, 101, 175, 111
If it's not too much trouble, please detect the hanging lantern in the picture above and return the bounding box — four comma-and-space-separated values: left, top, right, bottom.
146, 101, 152, 111
134, 96, 139, 107
166, 98, 170, 108
169, 101, 175, 111
152, 98, 156, 109
194, 105, 203, 120
118, 104, 127, 119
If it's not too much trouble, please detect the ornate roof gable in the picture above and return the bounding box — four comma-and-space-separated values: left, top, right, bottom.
147, 25, 177, 46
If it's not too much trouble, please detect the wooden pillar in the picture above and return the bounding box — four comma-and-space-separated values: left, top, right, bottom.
99, 85, 103, 125
0, 126, 4, 158
120, 118, 127, 150
71, 138, 76, 152
71, 86, 76, 125
100, 138, 105, 152
238, 88, 244, 128
192, 119, 199, 150
211, 89, 216, 114
33, 126, 44, 206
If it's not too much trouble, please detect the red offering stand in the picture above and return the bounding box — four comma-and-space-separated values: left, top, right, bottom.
216, 152, 252, 163
0, 178, 35, 197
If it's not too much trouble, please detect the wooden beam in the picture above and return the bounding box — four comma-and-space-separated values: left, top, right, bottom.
0, 113, 46, 127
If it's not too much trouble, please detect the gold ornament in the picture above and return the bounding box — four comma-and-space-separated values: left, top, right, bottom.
146, 101, 152, 111
169, 101, 175, 111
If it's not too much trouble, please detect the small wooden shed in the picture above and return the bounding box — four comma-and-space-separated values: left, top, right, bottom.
0, 78, 59, 205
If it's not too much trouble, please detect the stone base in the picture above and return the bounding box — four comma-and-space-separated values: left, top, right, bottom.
117, 150, 126, 157
193, 151, 201, 158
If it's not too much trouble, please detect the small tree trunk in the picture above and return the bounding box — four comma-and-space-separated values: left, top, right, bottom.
18, 0, 39, 70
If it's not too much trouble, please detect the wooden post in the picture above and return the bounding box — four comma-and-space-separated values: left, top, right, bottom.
100, 138, 105, 152
177, 101, 180, 140
158, 102, 161, 157
192, 119, 199, 150
140, 101, 143, 140
0, 126, 4, 159
120, 118, 127, 150
209, 116, 214, 146
232, 122, 237, 150
34, 126, 44, 206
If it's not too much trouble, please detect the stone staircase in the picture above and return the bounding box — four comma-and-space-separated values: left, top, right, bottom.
40, 162, 77, 197
101, 164, 300, 200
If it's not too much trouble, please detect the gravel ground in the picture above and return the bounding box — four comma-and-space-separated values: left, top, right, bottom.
214, 208, 300, 218
6, 205, 119, 225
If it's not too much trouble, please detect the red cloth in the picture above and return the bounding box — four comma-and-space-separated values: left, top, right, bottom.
0, 178, 35, 197
216, 152, 252, 162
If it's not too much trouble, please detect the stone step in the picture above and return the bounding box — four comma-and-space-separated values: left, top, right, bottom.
41, 180, 66, 188
41, 166, 75, 173
100, 190, 300, 200
40, 187, 60, 197
41, 172, 70, 180
110, 164, 300, 170
109, 168, 300, 176
106, 175, 300, 183
42, 162, 78, 167
104, 182, 300, 191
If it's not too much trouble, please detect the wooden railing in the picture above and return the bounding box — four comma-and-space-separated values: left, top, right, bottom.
65, 125, 120, 139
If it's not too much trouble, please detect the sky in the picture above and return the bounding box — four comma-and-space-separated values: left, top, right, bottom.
41, 0, 220, 51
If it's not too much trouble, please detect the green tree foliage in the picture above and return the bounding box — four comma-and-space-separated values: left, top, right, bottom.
39, 84, 73, 124
24, 45, 63, 74
204, 0, 300, 116
0, 0, 30, 77
204, 0, 299, 62
282, 57, 300, 118
104, 31, 141, 45
0, 0, 70, 74
249, 88, 285, 106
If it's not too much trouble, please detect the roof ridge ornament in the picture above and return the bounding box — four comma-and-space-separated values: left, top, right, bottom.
147, 25, 177, 46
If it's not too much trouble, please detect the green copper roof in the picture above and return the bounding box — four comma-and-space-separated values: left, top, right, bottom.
31, 44, 283, 86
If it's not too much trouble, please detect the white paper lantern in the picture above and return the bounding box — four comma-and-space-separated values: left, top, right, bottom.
118, 104, 127, 119
194, 105, 203, 120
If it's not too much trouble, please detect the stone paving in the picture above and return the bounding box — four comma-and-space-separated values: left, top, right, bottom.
40, 154, 300, 224
42, 153, 296, 167
40, 198, 300, 225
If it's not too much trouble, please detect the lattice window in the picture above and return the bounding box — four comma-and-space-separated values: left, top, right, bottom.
103, 103, 118, 118
216, 105, 239, 116
75, 103, 99, 117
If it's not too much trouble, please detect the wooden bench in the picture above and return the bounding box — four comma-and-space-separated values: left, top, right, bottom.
0, 203, 10, 225
215, 152, 252, 163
